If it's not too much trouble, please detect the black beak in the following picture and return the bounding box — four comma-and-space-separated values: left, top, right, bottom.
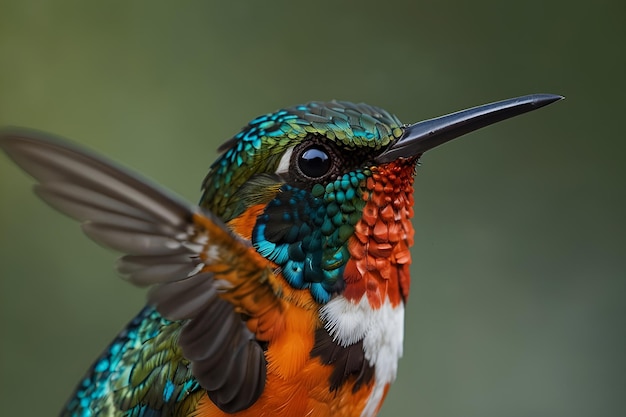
376, 93, 563, 163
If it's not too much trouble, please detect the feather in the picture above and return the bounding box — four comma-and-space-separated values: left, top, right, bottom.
0, 129, 281, 414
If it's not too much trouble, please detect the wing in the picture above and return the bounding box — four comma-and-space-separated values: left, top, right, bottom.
0, 129, 285, 413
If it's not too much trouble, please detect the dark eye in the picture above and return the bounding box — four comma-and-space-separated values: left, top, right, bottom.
298, 146, 332, 178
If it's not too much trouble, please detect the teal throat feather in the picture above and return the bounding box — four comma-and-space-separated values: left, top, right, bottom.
252, 170, 370, 303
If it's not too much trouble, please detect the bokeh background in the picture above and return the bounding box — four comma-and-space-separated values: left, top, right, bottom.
0, 1, 624, 416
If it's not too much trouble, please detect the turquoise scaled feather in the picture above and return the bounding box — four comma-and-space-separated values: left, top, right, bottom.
61, 307, 199, 417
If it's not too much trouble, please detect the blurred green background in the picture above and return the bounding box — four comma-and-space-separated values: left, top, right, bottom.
0, 1, 624, 416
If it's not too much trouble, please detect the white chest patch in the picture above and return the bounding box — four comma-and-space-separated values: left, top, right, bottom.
319, 295, 405, 417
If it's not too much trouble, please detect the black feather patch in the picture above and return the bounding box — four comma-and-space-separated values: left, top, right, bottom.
310, 327, 375, 392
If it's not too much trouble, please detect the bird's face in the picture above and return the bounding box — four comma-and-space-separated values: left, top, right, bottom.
200, 95, 562, 306
200, 101, 412, 305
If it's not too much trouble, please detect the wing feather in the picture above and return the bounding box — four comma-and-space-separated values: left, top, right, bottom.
0, 128, 280, 413
147, 272, 217, 320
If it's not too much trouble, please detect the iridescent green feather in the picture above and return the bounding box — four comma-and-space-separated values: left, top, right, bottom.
61, 307, 199, 417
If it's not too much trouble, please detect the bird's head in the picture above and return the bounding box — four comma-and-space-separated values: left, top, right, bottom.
200, 95, 562, 306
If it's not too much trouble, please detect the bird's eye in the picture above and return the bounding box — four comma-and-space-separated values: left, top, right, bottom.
297, 146, 331, 179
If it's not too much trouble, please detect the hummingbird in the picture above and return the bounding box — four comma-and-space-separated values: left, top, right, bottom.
0, 94, 561, 417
